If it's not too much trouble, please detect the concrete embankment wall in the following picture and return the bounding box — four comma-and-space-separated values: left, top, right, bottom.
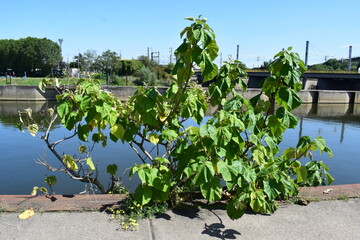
0, 85, 360, 104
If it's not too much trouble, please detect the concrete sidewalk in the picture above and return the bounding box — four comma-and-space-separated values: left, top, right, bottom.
1, 199, 359, 240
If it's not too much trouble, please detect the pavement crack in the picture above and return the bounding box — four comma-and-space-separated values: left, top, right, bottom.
149, 218, 156, 240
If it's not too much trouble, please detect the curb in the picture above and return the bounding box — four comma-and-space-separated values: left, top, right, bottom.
1, 184, 359, 212
0, 194, 125, 212
298, 183, 360, 200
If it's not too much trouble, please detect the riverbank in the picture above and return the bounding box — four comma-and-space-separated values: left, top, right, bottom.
1, 85, 360, 104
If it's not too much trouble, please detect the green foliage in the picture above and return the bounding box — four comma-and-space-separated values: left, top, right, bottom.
308, 58, 360, 72
109, 74, 124, 85
92, 73, 105, 80
115, 59, 144, 76
0, 37, 61, 76
109, 198, 168, 230
133, 67, 158, 86
20, 16, 333, 220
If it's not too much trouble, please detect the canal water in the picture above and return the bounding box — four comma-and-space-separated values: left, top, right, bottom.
0, 101, 359, 194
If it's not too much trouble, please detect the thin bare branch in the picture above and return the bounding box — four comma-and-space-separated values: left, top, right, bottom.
129, 142, 146, 164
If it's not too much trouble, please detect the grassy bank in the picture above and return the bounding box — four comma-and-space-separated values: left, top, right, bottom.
0, 76, 170, 86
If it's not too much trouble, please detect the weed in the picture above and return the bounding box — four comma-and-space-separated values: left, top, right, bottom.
334, 195, 349, 201
108, 196, 168, 231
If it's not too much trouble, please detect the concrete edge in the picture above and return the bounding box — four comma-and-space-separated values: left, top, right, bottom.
0, 194, 126, 212
298, 183, 360, 201
0, 184, 359, 212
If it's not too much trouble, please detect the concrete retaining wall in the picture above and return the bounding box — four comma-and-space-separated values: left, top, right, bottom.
0, 85, 58, 101
318, 91, 355, 104
0, 85, 359, 104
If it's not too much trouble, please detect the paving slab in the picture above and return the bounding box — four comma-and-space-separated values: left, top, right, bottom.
0, 199, 359, 240
151, 199, 360, 240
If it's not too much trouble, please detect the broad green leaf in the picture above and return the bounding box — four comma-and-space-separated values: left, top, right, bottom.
110, 124, 124, 139
161, 129, 178, 141
263, 179, 280, 200
62, 155, 78, 171
264, 136, 279, 154
250, 189, 266, 213
154, 157, 170, 164
57, 100, 71, 119
200, 177, 222, 202
283, 147, 296, 160
226, 196, 248, 220
134, 184, 153, 205
149, 133, 160, 145
296, 166, 308, 183
194, 161, 215, 186
217, 161, 237, 182
86, 157, 96, 172
39, 187, 48, 194
224, 97, 242, 111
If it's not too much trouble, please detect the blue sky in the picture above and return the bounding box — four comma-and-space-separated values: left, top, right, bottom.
1, 0, 359, 68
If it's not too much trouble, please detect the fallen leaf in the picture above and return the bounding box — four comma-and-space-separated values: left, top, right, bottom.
323, 189, 333, 194
18, 208, 35, 220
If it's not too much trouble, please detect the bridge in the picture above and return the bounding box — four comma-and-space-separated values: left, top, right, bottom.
246, 71, 360, 90
194, 70, 360, 91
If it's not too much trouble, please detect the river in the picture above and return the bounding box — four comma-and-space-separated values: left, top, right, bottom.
0, 101, 359, 194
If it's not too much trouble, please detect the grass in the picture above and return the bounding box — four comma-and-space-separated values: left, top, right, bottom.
0, 76, 171, 87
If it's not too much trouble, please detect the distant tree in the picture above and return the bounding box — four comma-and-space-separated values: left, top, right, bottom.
0, 37, 61, 76
258, 60, 271, 70
138, 55, 157, 68
93, 50, 119, 74
114, 59, 144, 76
73, 53, 85, 69
82, 50, 97, 72
236, 60, 247, 70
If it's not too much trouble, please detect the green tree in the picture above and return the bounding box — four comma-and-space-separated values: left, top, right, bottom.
0, 37, 61, 76
138, 55, 157, 68
114, 59, 144, 76
93, 50, 120, 74
82, 49, 97, 72
21, 16, 333, 220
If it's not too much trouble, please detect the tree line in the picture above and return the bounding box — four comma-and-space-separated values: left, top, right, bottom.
0, 37, 61, 77
71, 49, 174, 86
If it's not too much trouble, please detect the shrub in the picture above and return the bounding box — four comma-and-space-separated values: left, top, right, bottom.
133, 67, 158, 86
20, 16, 333, 221
92, 73, 105, 80
109, 74, 124, 85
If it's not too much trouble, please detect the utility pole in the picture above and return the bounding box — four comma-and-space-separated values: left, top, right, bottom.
151, 51, 160, 64
58, 39, 63, 69
169, 48, 173, 64
147, 47, 150, 59
219, 53, 222, 68
236, 45, 239, 61
348, 45, 352, 71
305, 40, 309, 67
